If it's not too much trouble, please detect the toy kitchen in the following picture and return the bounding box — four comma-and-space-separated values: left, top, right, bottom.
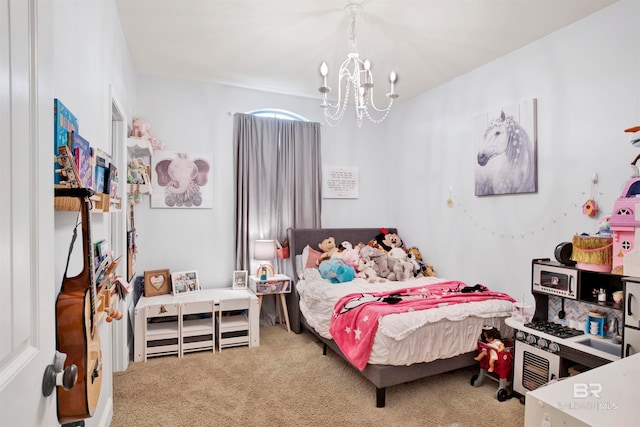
506, 258, 640, 402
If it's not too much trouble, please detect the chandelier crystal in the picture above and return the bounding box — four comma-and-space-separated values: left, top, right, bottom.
318, 3, 398, 127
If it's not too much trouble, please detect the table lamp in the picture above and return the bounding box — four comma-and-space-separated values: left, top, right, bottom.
254, 239, 276, 280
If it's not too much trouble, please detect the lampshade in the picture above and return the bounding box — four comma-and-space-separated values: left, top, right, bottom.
254, 240, 276, 261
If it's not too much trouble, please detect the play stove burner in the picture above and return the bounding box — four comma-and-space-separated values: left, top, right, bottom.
524, 321, 584, 339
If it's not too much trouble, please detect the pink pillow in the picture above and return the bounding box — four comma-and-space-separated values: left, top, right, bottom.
305, 246, 322, 269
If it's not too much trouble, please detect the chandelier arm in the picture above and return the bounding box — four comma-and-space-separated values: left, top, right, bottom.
322, 58, 351, 111
366, 92, 394, 113
323, 80, 351, 124
321, 93, 341, 110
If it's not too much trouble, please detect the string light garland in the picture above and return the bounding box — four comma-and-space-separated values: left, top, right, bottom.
450, 190, 605, 240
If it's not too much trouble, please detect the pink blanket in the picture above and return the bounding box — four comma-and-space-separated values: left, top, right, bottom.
328, 281, 515, 370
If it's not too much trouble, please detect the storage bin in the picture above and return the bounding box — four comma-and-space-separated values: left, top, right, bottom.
256, 280, 287, 293
571, 235, 613, 272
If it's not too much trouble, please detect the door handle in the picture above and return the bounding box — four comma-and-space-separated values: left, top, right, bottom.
42, 351, 77, 397
628, 293, 634, 316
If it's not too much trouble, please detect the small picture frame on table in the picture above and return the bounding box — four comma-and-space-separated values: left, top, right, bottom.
143, 269, 171, 297
232, 270, 248, 290
171, 270, 200, 295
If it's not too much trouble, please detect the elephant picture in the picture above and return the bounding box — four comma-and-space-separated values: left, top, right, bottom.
151, 151, 213, 208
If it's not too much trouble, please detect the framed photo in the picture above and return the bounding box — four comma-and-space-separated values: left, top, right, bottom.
232, 270, 248, 290
143, 269, 171, 297
171, 270, 200, 295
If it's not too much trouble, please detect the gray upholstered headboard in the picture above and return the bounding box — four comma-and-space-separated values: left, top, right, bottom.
285, 227, 397, 333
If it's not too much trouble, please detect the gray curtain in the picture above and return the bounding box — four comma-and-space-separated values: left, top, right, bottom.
233, 113, 322, 273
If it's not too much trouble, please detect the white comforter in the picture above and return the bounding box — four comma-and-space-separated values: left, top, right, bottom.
297, 269, 515, 365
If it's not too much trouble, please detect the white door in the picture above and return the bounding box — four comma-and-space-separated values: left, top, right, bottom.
0, 0, 58, 425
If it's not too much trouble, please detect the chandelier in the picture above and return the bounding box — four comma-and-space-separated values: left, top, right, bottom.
318, 3, 398, 127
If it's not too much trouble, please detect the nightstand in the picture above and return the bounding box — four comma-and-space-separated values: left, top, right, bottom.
249, 274, 292, 332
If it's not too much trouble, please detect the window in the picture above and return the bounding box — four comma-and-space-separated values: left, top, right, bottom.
248, 109, 308, 121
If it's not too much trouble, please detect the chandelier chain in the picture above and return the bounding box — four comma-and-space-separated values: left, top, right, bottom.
348, 6, 358, 51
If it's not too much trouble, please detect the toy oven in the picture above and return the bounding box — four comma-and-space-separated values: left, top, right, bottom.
532, 263, 577, 299
513, 339, 561, 397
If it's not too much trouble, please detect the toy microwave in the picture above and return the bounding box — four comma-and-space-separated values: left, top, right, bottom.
532, 261, 577, 299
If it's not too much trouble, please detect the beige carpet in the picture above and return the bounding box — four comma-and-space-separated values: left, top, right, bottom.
113, 326, 524, 426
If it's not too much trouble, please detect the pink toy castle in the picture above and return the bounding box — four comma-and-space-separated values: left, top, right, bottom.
609, 177, 640, 275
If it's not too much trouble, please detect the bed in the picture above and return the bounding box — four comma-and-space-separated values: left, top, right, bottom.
285, 227, 515, 407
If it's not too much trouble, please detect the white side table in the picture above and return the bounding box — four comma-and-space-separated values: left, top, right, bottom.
249, 274, 292, 332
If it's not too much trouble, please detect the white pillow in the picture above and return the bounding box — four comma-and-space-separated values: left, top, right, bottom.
301, 245, 310, 269
295, 255, 304, 279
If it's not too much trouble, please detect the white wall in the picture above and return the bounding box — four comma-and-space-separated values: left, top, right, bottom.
51, 1, 137, 425
38, 2, 637, 423
134, 1, 639, 301
133, 77, 394, 286
389, 0, 640, 301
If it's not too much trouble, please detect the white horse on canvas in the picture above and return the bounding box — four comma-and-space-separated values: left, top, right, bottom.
476, 110, 536, 196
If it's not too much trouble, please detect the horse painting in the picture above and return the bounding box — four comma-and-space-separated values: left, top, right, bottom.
475, 106, 537, 196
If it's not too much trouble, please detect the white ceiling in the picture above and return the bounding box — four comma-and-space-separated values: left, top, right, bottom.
115, 0, 616, 105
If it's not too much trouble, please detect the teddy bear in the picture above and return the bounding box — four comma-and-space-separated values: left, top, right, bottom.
424, 263, 436, 277
318, 260, 356, 284
316, 236, 339, 265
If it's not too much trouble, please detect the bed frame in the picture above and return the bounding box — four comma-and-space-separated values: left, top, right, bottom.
285, 227, 476, 407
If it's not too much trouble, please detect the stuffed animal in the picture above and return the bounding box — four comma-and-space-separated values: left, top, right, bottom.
360, 245, 391, 279
388, 247, 407, 260
374, 227, 405, 253
127, 158, 152, 205
317, 236, 339, 265
132, 116, 165, 150
357, 257, 383, 283
424, 263, 436, 277
127, 158, 148, 184
339, 241, 361, 270
388, 257, 413, 281
318, 260, 356, 284
406, 247, 427, 277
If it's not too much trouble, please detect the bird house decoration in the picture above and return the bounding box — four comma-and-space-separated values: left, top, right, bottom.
582, 199, 599, 217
